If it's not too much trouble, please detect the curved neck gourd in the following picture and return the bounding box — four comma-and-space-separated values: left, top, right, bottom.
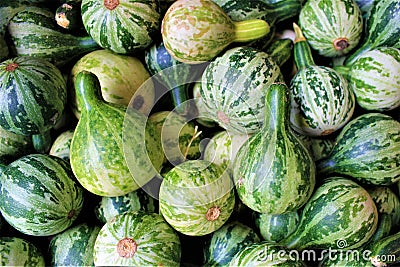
293, 23, 315, 69
263, 82, 290, 131
233, 19, 271, 43
75, 71, 103, 112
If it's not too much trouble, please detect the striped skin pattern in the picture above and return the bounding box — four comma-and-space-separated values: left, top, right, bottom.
149, 111, 202, 165
159, 160, 235, 236
70, 72, 163, 196
229, 241, 307, 266
0, 237, 45, 267
368, 186, 400, 227
281, 177, 378, 250
95, 189, 157, 223
232, 83, 316, 214
369, 231, 400, 267
0, 126, 32, 161
203, 221, 261, 266
162, 0, 269, 64
7, 7, 99, 67
94, 211, 181, 266
49, 223, 101, 267
192, 82, 218, 128
49, 129, 74, 162
347, 47, 400, 111
200, 46, 284, 134
345, 0, 400, 66
0, 56, 66, 136
203, 130, 251, 175
317, 113, 400, 185
298, 0, 363, 57
70, 49, 155, 119
295, 133, 335, 161
254, 211, 300, 242
81, 0, 160, 54
0, 154, 84, 236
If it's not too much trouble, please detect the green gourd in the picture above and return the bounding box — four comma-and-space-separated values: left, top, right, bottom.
232, 82, 315, 214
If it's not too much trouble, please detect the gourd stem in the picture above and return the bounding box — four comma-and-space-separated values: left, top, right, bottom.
293, 23, 315, 69
344, 43, 372, 66
75, 71, 103, 112
264, 83, 289, 130
233, 19, 270, 43
333, 66, 351, 80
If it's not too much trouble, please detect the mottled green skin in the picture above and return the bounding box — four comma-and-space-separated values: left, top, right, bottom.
81, 0, 160, 54
94, 211, 181, 266
233, 83, 315, 214
229, 241, 307, 266
0, 0, 30, 36
0, 154, 84, 236
70, 49, 154, 119
203, 221, 261, 266
95, 189, 157, 223
317, 113, 400, 185
0, 237, 45, 267
298, 0, 363, 57
0, 56, 66, 136
281, 177, 378, 250
200, 46, 283, 134
254, 210, 299, 242
159, 160, 235, 236
192, 82, 218, 128
0, 126, 32, 161
345, 0, 400, 66
368, 231, 400, 266
70, 71, 163, 196
50, 223, 101, 267
295, 133, 335, 161
318, 248, 371, 267
49, 129, 74, 162
347, 47, 400, 111
7, 6, 99, 67
149, 111, 202, 165
368, 186, 400, 228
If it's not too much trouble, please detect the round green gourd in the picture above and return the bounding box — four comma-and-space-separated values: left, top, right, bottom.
81, 0, 161, 54
200, 46, 284, 134
0, 237, 45, 267
93, 211, 181, 266
0, 56, 66, 136
254, 210, 300, 242
192, 82, 217, 128
49, 223, 101, 267
280, 177, 378, 250
69, 49, 155, 119
0, 154, 84, 236
203, 221, 261, 266
298, 0, 363, 57
232, 83, 316, 214
317, 113, 400, 186
0, 126, 32, 162
70, 71, 163, 196
161, 0, 271, 64
49, 129, 74, 162
159, 160, 236, 236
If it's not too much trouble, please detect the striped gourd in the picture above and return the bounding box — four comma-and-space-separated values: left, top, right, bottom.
203, 221, 261, 266
280, 177, 378, 250
49, 223, 101, 267
70, 49, 155, 119
345, 0, 400, 66
0, 56, 66, 136
203, 130, 251, 175
290, 24, 355, 136
0, 237, 45, 267
149, 111, 203, 165
161, 0, 271, 64
232, 83, 315, 214
368, 186, 400, 227
317, 113, 400, 185
0, 154, 84, 236
318, 248, 371, 267
192, 82, 218, 128
336, 47, 400, 111
70, 71, 163, 196
298, 0, 363, 57
200, 46, 284, 134
81, 0, 161, 54
49, 129, 74, 162
159, 160, 235, 236
368, 231, 400, 267
295, 133, 335, 161
254, 210, 300, 242
95, 189, 157, 224
93, 211, 181, 266
0, 126, 32, 162
229, 241, 307, 266
7, 6, 99, 67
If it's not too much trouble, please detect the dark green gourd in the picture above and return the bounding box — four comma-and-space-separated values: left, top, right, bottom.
280, 177, 378, 250
289, 23, 355, 137
317, 113, 400, 186
70, 71, 163, 197
232, 82, 315, 214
